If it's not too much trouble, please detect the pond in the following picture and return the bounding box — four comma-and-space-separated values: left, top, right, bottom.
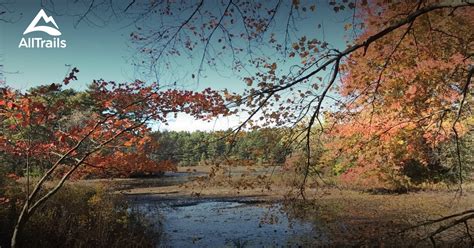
131, 198, 322, 247
123, 170, 323, 247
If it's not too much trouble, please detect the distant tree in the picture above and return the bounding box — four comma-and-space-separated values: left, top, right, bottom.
147, 128, 291, 166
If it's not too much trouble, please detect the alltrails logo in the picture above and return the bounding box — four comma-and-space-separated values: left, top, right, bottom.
18, 9, 67, 48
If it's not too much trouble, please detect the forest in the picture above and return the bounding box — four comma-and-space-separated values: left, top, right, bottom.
1, 0, 473, 247
148, 129, 291, 166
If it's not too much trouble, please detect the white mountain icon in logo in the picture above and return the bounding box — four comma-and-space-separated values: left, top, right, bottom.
23, 9, 61, 36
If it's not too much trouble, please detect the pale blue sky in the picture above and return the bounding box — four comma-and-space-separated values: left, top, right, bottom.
0, 0, 352, 131
1, 0, 135, 91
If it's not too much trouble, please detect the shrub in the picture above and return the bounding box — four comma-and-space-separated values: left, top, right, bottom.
0, 184, 160, 248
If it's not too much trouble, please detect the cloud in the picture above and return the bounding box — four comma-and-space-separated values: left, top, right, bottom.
150, 113, 246, 132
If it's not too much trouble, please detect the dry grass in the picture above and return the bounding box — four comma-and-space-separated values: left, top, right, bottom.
283, 189, 473, 246
0, 184, 160, 248
101, 165, 474, 247
8, 165, 473, 247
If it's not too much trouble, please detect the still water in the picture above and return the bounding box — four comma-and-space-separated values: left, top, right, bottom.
133, 199, 321, 247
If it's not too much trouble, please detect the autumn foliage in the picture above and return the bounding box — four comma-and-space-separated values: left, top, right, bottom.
321, 1, 474, 188
0, 74, 228, 180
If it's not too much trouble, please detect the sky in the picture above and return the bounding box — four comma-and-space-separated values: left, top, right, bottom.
0, 0, 351, 132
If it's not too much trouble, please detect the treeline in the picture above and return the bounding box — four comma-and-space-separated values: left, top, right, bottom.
147, 128, 292, 166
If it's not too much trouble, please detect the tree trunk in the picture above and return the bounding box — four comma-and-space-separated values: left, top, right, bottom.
10, 202, 29, 248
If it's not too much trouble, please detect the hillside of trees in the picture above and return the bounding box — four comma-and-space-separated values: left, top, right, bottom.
148, 129, 291, 167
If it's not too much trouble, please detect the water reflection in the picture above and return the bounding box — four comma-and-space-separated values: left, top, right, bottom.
132, 200, 321, 247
